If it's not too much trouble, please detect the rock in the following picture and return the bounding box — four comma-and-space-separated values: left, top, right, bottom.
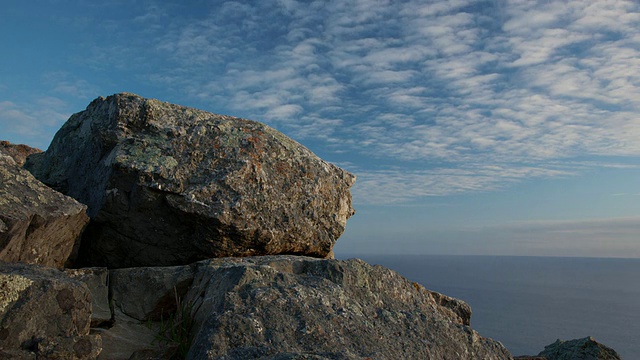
0, 150, 89, 269
184, 256, 512, 360
93, 318, 175, 360
0, 141, 42, 166
109, 264, 195, 322
86, 264, 196, 359
65, 267, 112, 327
25, 93, 356, 268
0, 263, 101, 359
537, 337, 621, 360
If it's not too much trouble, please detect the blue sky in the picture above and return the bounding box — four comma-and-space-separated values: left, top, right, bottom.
2, 0, 640, 258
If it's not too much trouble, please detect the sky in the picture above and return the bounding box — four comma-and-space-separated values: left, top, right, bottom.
1, 0, 640, 258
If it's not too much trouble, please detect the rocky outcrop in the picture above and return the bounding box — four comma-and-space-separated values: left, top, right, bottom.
57, 255, 510, 359
537, 337, 621, 360
0, 148, 89, 268
0, 263, 102, 359
183, 256, 512, 360
1, 94, 528, 359
25, 93, 355, 268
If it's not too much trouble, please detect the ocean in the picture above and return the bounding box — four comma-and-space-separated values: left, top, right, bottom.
337, 254, 640, 358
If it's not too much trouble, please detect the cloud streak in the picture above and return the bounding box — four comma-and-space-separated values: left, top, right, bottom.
6, 0, 638, 205
126, 0, 640, 204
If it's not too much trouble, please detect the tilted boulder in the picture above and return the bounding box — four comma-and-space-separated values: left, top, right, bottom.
25, 93, 356, 268
0, 147, 89, 268
183, 256, 512, 360
0, 263, 101, 359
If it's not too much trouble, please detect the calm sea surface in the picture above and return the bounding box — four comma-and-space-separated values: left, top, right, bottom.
338, 254, 640, 358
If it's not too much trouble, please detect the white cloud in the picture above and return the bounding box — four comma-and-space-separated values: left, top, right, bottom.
0, 98, 71, 149
351, 165, 574, 205
139, 0, 640, 204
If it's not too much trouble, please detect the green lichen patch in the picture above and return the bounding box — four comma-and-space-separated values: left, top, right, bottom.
0, 274, 33, 313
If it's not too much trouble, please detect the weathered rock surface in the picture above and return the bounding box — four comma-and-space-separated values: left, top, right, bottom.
109, 264, 195, 322
0, 148, 89, 268
0, 263, 101, 359
183, 256, 512, 360
25, 93, 356, 268
65, 267, 111, 327
0, 141, 42, 166
537, 337, 621, 360
93, 317, 175, 360
69, 263, 196, 359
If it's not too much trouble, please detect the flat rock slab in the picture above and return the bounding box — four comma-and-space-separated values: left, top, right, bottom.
0, 148, 89, 269
25, 93, 356, 268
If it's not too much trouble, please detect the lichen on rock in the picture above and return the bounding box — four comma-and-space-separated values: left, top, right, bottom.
25, 93, 356, 268
0, 273, 33, 313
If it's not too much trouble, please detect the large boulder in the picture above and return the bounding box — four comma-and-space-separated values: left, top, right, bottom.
537, 337, 621, 360
25, 93, 356, 268
183, 256, 512, 360
0, 147, 89, 269
0, 263, 102, 359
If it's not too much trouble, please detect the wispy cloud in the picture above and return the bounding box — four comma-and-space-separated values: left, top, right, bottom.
351, 164, 574, 204
0, 97, 71, 149
10, 0, 637, 205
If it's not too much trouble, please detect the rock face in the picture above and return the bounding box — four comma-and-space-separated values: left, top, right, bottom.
71, 256, 511, 359
0, 263, 102, 359
537, 337, 621, 360
65, 267, 112, 327
183, 256, 512, 360
25, 93, 356, 268
0, 147, 89, 268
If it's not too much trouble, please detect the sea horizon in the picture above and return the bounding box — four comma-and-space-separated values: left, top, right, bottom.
336, 253, 639, 358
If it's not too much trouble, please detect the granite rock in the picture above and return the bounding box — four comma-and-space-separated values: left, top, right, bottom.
0, 263, 101, 359
109, 264, 195, 322
25, 93, 355, 268
538, 337, 621, 360
184, 256, 512, 360
0, 149, 89, 268
65, 267, 112, 327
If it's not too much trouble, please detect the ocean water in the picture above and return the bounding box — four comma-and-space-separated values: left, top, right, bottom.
338, 254, 640, 358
